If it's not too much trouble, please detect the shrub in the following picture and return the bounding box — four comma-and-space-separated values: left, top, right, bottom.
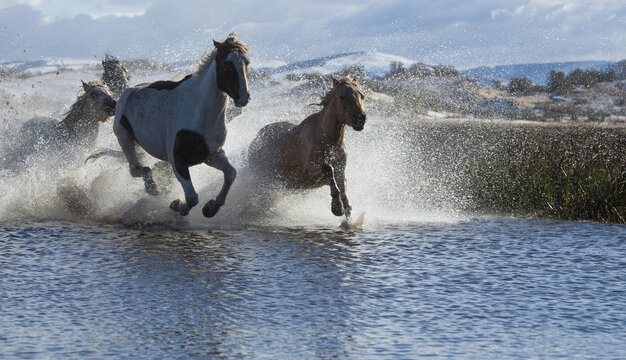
336, 65, 366, 81
408, 63, 433, 78
507, 77, 534, 95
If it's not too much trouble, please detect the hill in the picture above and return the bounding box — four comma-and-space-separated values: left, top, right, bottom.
257, 51, 417, 78
461, 61, 613, 86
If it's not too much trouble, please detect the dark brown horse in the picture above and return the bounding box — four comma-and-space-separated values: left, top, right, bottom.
248, 76, 366, 217
1, 80, 116, 170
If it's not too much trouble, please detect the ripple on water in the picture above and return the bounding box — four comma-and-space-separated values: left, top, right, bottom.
0, 219, 625, 359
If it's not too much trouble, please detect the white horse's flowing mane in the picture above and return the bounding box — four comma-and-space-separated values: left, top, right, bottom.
194, 32, 249, 76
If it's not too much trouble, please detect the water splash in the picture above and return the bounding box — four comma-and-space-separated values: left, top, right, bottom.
0, 67, 464, 228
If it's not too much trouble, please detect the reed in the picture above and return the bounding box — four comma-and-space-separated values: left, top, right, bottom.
407, 121, 626, 223
467, 151, 625, 223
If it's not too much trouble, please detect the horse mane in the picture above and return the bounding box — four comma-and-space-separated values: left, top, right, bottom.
308, 76, 361, 108
194, 32, 249, 76
62, 80, 107, 127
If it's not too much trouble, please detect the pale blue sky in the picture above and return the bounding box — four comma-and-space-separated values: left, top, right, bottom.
1, 0, 624, 68
24, 0, 145, 18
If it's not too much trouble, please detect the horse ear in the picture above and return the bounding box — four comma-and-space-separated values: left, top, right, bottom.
82, 80, 94, 93
213, 40, 222, 48
331, 74, 340, 87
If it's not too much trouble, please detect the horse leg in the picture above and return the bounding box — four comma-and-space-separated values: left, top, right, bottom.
321, 164, 345, 217
330, 147, 351, 218
334, 166, 352, 218
113, 118, 158, 195
169, 143, 201, 217
202, 150, 236, 218
169, 164, 199, 216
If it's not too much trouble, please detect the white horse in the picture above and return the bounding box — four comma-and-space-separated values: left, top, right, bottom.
113, 33, 250, 218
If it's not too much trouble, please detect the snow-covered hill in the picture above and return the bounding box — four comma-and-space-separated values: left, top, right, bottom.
258, 51, 418, 78
0, 58, 101, 75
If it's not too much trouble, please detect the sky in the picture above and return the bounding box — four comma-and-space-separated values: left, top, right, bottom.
0, 0, 624, 69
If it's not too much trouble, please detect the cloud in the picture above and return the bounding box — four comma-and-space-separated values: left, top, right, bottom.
0, 0, 624, 68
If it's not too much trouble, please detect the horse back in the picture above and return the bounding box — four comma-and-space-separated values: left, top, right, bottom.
248, 121, 295, 173
114, 86, 175, 159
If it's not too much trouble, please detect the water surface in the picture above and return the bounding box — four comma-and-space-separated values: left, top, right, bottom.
1, 219, 624, 359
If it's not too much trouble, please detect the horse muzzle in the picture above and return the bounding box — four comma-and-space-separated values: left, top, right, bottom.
234, 92, 250, 107
351, 113, 366, 131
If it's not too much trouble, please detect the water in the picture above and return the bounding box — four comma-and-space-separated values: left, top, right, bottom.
1, 66, 625, 358
1, 220, 625, 359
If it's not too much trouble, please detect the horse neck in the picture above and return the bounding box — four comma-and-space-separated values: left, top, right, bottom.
61, 101, 99, 137
317, 97, 346, 145
193, 62, 228, 122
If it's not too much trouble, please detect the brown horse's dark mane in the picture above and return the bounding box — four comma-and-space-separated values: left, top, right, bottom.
61, 80, 108, 128
312, 76, 362, 108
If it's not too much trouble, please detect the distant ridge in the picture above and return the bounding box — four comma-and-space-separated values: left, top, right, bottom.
461, 61, 613, 86
2, 55, 616, 86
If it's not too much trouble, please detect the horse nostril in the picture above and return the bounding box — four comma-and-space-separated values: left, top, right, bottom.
353, 113, 366, 123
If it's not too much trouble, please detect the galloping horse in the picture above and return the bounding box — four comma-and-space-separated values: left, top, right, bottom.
248, 76, 366, 218
113, 33, 250, 218
1, 80, 116, 169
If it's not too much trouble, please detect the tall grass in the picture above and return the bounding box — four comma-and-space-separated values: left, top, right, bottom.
469, 152, 625, 223
406, 121, 626, 223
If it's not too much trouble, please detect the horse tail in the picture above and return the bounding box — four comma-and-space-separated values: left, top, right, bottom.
84, 148, 125, 164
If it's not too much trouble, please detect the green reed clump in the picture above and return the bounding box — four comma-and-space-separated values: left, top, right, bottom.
408, 121, 626, 223
470, 153, 625, 223
458, 125, 626, 223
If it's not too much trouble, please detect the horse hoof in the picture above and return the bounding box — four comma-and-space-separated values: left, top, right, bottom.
344, 204, 352, 218
331, 198, 344, 217
170, 199, 190, 216
202, 200, 220, 218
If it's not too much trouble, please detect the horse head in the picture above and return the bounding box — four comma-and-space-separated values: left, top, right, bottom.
214, 33, 251, 107
330, 75, 367, 131
80, 80, 117, 121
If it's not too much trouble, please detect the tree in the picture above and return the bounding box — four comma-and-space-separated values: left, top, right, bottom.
386, 61, 407, 79
433, 64, 459, 77
547, 70, 574, 95
608, 59, 626, 80
567, 68, 602, 88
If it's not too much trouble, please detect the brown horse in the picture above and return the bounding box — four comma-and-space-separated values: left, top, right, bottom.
248, 76, 366, 217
